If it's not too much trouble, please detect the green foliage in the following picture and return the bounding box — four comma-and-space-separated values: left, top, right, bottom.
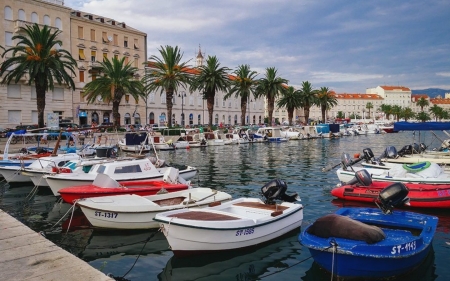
0, 23, 77, 127
298, 81, 317, 124
277, 86, 302, 125
416, 111, 431, 122
317, 87, 337, 123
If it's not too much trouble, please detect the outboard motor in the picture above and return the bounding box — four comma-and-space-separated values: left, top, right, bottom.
261, 179, 299, 204
398, 143, 422, 156
376, 183, 410, 214
343, 169, 372, 186
362, 147, 384, 166
419, 143, 427, 152
380, 146, 398, 159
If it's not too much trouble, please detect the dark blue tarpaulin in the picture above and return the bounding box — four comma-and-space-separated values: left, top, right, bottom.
394, 121, 450, 131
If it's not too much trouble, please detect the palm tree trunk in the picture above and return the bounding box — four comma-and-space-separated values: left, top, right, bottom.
36, 84, 46, 128
241, 96, 247, 125
207, 92, 215, 127
321, 105, 326, 123
166, 90, 174, 127
304, 104, 311, 125
112, 101, 120, 126
288, 108, 294, 125
267, 96, 275, 125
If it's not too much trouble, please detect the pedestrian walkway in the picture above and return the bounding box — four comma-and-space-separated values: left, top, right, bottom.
0, 210, 114, 281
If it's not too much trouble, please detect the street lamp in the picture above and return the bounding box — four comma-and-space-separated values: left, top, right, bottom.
178, 91, 186, 126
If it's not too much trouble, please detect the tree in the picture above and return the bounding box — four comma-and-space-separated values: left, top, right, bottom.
190, 55, 230, 127
365, 102, 374, 119
401, 107, 415, 121
0, 24, 77, 128
429, 104, 443, 121
255, 67, 288, 126
336, 111, 345, 119
380, 104, 393, 120
144, 45, 192, 127
224, 64, 257, 125
416, 97, 430, 112
82, 57, 144, 126
391, 105, 402, 122
298, 81, 317, 124
316, 87, 337, 123
416, 111, 431, 122
276, 86, 303, 126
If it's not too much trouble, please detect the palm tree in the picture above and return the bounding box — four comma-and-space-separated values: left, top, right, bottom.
401, 107, 415, 121
316, 87, 337, 123
224, 64, 257, 125
255, 67, 288, 126
365, 102, 374, 119
380, 104, 393, 120
0, 24, 77, 128
429, 104, 443, 121
298, 81, 317, 124
190, 55, 230, 127
82, 57, 144, 126
416, 111, 431, 122
391, 105, 402, 122
276, 86, 303, 126
416, 97, 430, 112
144, 45, 192, 127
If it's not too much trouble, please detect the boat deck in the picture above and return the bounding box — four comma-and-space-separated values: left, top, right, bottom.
167, 211, 240, 221
233, 201, 289, 211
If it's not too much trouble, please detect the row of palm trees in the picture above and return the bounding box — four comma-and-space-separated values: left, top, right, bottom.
0, 24, 337, 128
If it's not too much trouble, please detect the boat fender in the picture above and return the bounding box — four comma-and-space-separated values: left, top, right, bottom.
402, 161, 431, 172
307, 214, 385, 244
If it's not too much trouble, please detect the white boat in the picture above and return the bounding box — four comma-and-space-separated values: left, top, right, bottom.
203, 131, 225, 146
182, 129, 207, 148
254, 127, 288, 142
299, 126, 320, 139
77, 187, 232, 229
44, 157, 198, 196
154, 179, 302, 255
224, 129, 250, 145
118, 132, 153, 153
150, 135, 176, 150
280, 127, 302, 140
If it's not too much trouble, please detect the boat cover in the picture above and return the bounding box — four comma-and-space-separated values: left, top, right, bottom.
394, 121, 450, 131
307, 214, 385, 244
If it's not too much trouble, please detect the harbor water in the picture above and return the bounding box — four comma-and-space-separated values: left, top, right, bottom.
0, 131, 449, 280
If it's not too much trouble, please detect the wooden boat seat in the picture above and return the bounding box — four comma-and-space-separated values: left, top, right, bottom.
233, 202, 289, 211
167, 211, 240, 221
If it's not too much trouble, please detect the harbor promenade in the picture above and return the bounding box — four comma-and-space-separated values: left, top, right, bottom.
0, 209, 114, 281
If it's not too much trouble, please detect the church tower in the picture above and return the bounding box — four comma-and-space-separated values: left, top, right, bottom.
196, 45, 204, 67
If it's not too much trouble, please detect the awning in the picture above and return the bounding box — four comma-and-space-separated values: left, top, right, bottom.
394, 121, 450, 131
79, 112, 87, 117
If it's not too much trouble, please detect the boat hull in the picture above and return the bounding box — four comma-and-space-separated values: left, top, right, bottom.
331, 181, 450, 208
155, 198, 303, 256
299, 207, 438, 279
0, 167, 32, 183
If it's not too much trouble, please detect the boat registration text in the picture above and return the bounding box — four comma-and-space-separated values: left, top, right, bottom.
391, 241, 416, 254
236, 228, 254, 236
95, 211, 118, 218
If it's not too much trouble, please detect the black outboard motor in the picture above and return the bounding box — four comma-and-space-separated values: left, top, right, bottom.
343, 169, 372, 186
261, 179, 299, 204
380, 146, 398, 159
398, 143, 423, 156
362, 147, 384, 166
376, 182, 410, 214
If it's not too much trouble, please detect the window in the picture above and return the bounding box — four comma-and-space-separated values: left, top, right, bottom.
78, 26, 83, 39
79, 71, 85, 82
222, 99, 225, 107
55, 17, 62, 29
18, 9, 25, 21
31, 111, 38, 124
7, 84, 20, 98
114, 54, 118, 60
113, 34, 118, 45
134, 39, 139, 49
162, 93, 166, 104
198, 95, 202, 106
149, 92, 155, 103
43, 15, 50, 25
31, 86, 37, 99
8, 110, 21, 124
102, 32, 108, 43
90, 29, 95, 41
134, 58, 138, 67
5, 32, 13, 46
124, 56, 129, 64
31, 12, 39, 23
189, 96, 194, 106
79, 49, 85, 60
92, 74, 97, 81
80, 91, 85, 102
103, 53, 107, 61
53, 88, 64, 100
91, 51, 96, 62
124, 36, 128, 48
4, 6, 12, 20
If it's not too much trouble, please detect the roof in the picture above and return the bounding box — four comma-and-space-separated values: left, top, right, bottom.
411, 94, 429, 101
430, 98, 450, 104
380, 86, 411, 91
334, 93, 383, 100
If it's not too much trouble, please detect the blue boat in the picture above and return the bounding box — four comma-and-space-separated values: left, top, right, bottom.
299, 183, 438, 279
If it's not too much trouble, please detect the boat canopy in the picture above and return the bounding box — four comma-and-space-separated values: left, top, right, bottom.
394, 121, 450, 131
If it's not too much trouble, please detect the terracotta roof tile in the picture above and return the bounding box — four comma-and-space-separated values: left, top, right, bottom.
335, 93, 383, 100
380, 85, 411, 91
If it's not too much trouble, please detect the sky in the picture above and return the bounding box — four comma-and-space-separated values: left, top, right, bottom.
64, 0, 450, 93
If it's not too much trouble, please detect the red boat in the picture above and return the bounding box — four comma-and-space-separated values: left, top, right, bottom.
331, 181, 450, 208
59, 176, 190, 204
